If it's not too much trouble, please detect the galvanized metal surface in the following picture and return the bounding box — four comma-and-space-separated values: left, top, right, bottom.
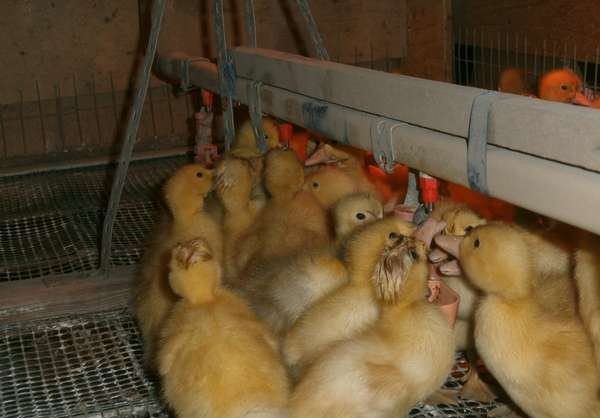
0, 156, 188, 281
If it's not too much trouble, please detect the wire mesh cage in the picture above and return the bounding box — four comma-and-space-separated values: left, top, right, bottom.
0, 155, 189, 281
0, 75, 195, 172
454, 26, 600, 98
0, 307, 505, 418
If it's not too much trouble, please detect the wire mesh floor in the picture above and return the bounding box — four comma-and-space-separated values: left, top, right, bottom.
0, 308, 505, 418
0, 309, 167, 418
0, 155, 190, 281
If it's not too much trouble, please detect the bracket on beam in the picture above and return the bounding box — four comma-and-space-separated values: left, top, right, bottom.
467, 91, 501, 195
370, 118, 406, 173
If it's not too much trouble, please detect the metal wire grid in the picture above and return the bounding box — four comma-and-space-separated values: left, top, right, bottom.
408, 353, 502, 418
0, 308, 502, 418
0, 156, 189, 281
0, 80, 194, 167
0, 309, 167, 418
454, 26, 600, 97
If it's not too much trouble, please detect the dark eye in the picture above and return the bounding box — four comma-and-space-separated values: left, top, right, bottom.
464, 226, 474, 233
356, 213, 366, 220
312, 182, 319, 189
196, 172, 203, 178
474, 238, 480, 248
265, 135, 269, 139
560, 84, 568, 91
389, 232, 399, 240
409, 249, 419, 260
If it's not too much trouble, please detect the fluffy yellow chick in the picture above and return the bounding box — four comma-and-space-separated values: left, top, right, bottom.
235, 149, 331, 275
305, 143, 376, 196
303, 166, 360, 209
214, 156, 264, 282
430, 200, 487, 348
289, 237, 454, 418
575, 233, 600, 372
282, 217, 415, 372
230, 117, 280, 159
239, 193, 384, 335
446, 223, 600, 418
134, 164, 223, 368
157, 238, 289, 418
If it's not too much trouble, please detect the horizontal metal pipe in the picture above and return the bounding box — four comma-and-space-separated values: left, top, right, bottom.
155, 52, 600, 235
232, 47, 600, 174
154, 52, 220, 92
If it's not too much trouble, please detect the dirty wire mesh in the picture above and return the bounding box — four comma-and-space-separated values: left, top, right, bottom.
0, 307, 504, 418
0, 309, 167, 418
0, 155, 189, 281
454, 26, 600, 98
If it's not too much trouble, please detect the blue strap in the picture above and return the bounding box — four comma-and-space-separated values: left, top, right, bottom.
295, 0, 330, 60
247, 81, 268, 153
213, 0, 236, 151
467, 91, 499, 194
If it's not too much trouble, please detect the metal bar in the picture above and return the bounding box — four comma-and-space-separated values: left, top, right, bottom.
489, 33, 493, 90
231, 47, 600, 172
595, 47, 600, 91
99, 0, 167, 275
244, 0, 257, 47
164, 84, 175, 134
148, 85, 159, 141
91, 77, 103, 147
0, 104, 7, 158
72, 75, 84, 146
457, 26, 462, 84
18, 90, 27, 155
35, 80, 48, 153
54, 84, 66, 152
213, 0, 236, 151
109, 72, 119, 124
155, 51, 600, 234
524, 35, 528, 80
294, 0, 329, 60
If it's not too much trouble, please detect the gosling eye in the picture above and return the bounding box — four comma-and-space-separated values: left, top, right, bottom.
264, 135, 269, 140
196, 172, 203, 178
464, 225, 474, 233
474, 238, 480, 248
312, 182, 320, 189
409, 249, 419, 260
388, 232, 399, 241
560, 84, 568, 91
356, 213, 366, 220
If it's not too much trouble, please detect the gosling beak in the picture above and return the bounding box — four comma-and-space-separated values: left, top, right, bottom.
304, 143, 330, 166
434, 234, 463, 259
573, 91, 592, 106
414, 218, 447, 249
439, 259, 462, 276
428, 248, 449, 263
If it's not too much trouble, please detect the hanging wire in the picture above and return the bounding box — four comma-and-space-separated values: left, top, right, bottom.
244, 0, 258, 48
244, 0, 267, 152
294, 0, 330, 60
99, 0, 167, 275
214, 0, 236, 151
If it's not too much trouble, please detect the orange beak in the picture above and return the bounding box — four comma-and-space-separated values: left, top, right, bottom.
573, 91, 592, 106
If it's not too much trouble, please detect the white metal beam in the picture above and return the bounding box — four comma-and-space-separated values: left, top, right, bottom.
155, 51, 600, 235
